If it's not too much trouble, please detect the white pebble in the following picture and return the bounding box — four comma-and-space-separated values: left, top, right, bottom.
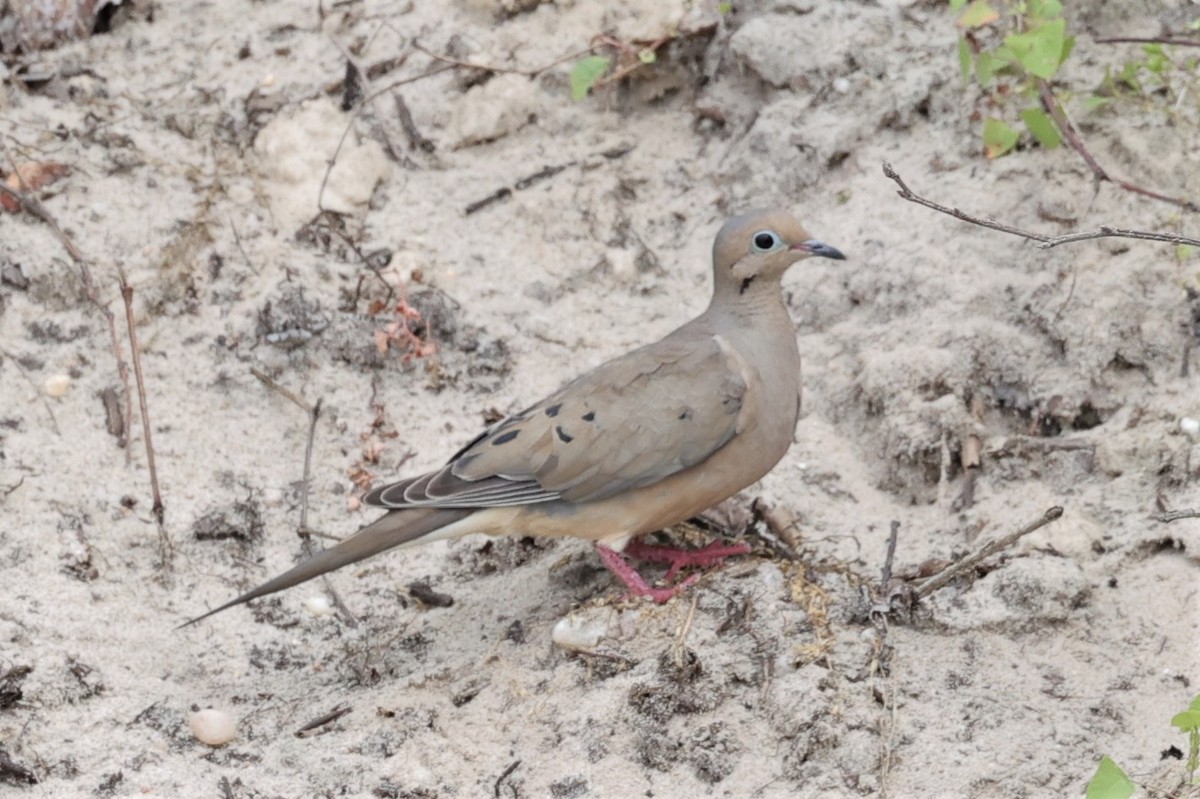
189, 708, 237, 746
303, 596, 334, 617
551, 610, 612, 653
606, 248, 638, 280
1181, 417, 1200, 438
832, 77, 851, 94
262, 487, 284, 507
43, 374, 71, 397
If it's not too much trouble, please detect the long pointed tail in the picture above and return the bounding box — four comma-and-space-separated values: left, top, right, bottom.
182, 507, 474, 626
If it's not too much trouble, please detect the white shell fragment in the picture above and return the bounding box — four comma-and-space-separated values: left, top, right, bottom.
551, 609, 614, 653
1181, 417, 1200, 438
43, 374, 71, 397
188, 708, 237, 746
303, 596, 334, 617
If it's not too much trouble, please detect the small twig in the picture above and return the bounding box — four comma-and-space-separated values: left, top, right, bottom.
953, 433, 983, 512
464, 161, 577, 216
1036, 80, 1198, 211
118, 267, 169, 559
672, 594, 700, 669
412, 39, 531, 76
294, 703, 352, 737
882, 162, 1200, 250
1155, 508, 1200, 523
249, 372, 358, 627
228, 215, 253, 270
413, 38, 597, 79
750, 497, 802, 561
298, 398, 322, 535
250, 368, 313, 413
493, 760, 521, 799
912, 506, 1064, 598
1094, 36, 1200, 48
392, 93, 434, 153
880, 521, 900, 584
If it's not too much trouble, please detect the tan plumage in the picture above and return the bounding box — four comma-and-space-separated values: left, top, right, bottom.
189, 208, 845, 623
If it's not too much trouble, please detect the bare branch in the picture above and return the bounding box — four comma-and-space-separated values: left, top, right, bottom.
912, 506, 1064, 599
118, 267, 170, 562
1094, 36, 1200, 48
1035, 80, 1199, 212
882, 162, 1200, 250
1155, 508, 1200, 523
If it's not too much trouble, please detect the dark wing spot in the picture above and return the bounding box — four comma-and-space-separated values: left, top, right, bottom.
555, 426, 574, 443
545, 403, 562, 417
582, 410, 595, 422
492, 429, 520, 445
678, 409, 693, 421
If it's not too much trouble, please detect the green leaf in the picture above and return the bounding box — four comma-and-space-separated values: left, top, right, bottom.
1118, 61, 1142, 92
956, 0, 999, 28
1005, 19, 1070, 79
1170, 709, 1200, 731
718, 1, 732, 12
983, 118, 1019, 158
569, 56, 612, 101
1188, 694, 1200, 712
1084, 95, 1109, 111
637, 48, 656, 64
1028, 0, 1063, 19
1086, 756, 1135, 799
977, 51, 996, 85
958, 37, 973, 82
990, 44, 1018, 71
1020, 107, 1061, 148
949, 0, 967, 10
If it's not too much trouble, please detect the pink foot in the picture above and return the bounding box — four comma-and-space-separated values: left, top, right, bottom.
623, 539, 753, 582
595, 539, 752, 603
596, 544, 700, 602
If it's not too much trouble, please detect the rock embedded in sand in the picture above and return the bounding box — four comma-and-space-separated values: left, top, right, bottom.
43, 373, 70, 397
552, 608, 616, 653
188, 708, 237, 746
446, 73, 543, 149
253, 98, 391, 232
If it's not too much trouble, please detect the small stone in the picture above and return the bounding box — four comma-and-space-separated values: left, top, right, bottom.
606, 248, 638, 280
303, 596, 334, 617
44, 374, 71, 397
551, 609, 614, 653
1180, 417, 1200, 438
188, 708, 237, 746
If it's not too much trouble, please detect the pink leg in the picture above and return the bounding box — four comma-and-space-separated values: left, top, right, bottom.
623, 539, 753, 582
596, 544, 701, 603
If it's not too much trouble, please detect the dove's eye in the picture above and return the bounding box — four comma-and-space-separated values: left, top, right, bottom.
751, 230, 781, 253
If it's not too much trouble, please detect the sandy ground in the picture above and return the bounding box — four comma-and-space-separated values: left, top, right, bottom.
3, 0, 1200, 797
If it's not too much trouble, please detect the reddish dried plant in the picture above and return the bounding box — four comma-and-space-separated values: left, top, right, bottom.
370, 292, 437, 362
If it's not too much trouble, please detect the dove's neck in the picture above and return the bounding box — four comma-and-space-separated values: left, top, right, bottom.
703, 276, 802, 449
703, 277, 799, 365
706, 276, 791, 326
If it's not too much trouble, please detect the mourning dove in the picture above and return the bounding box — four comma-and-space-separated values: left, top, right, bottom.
191, 208, 844, 622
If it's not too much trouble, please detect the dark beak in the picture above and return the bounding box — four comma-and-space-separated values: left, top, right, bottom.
794, 239, 846, 260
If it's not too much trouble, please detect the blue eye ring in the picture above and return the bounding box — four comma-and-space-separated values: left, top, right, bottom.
751, 230, 781, 253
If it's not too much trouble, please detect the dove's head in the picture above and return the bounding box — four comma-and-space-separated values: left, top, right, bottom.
712, 208, 845, 297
